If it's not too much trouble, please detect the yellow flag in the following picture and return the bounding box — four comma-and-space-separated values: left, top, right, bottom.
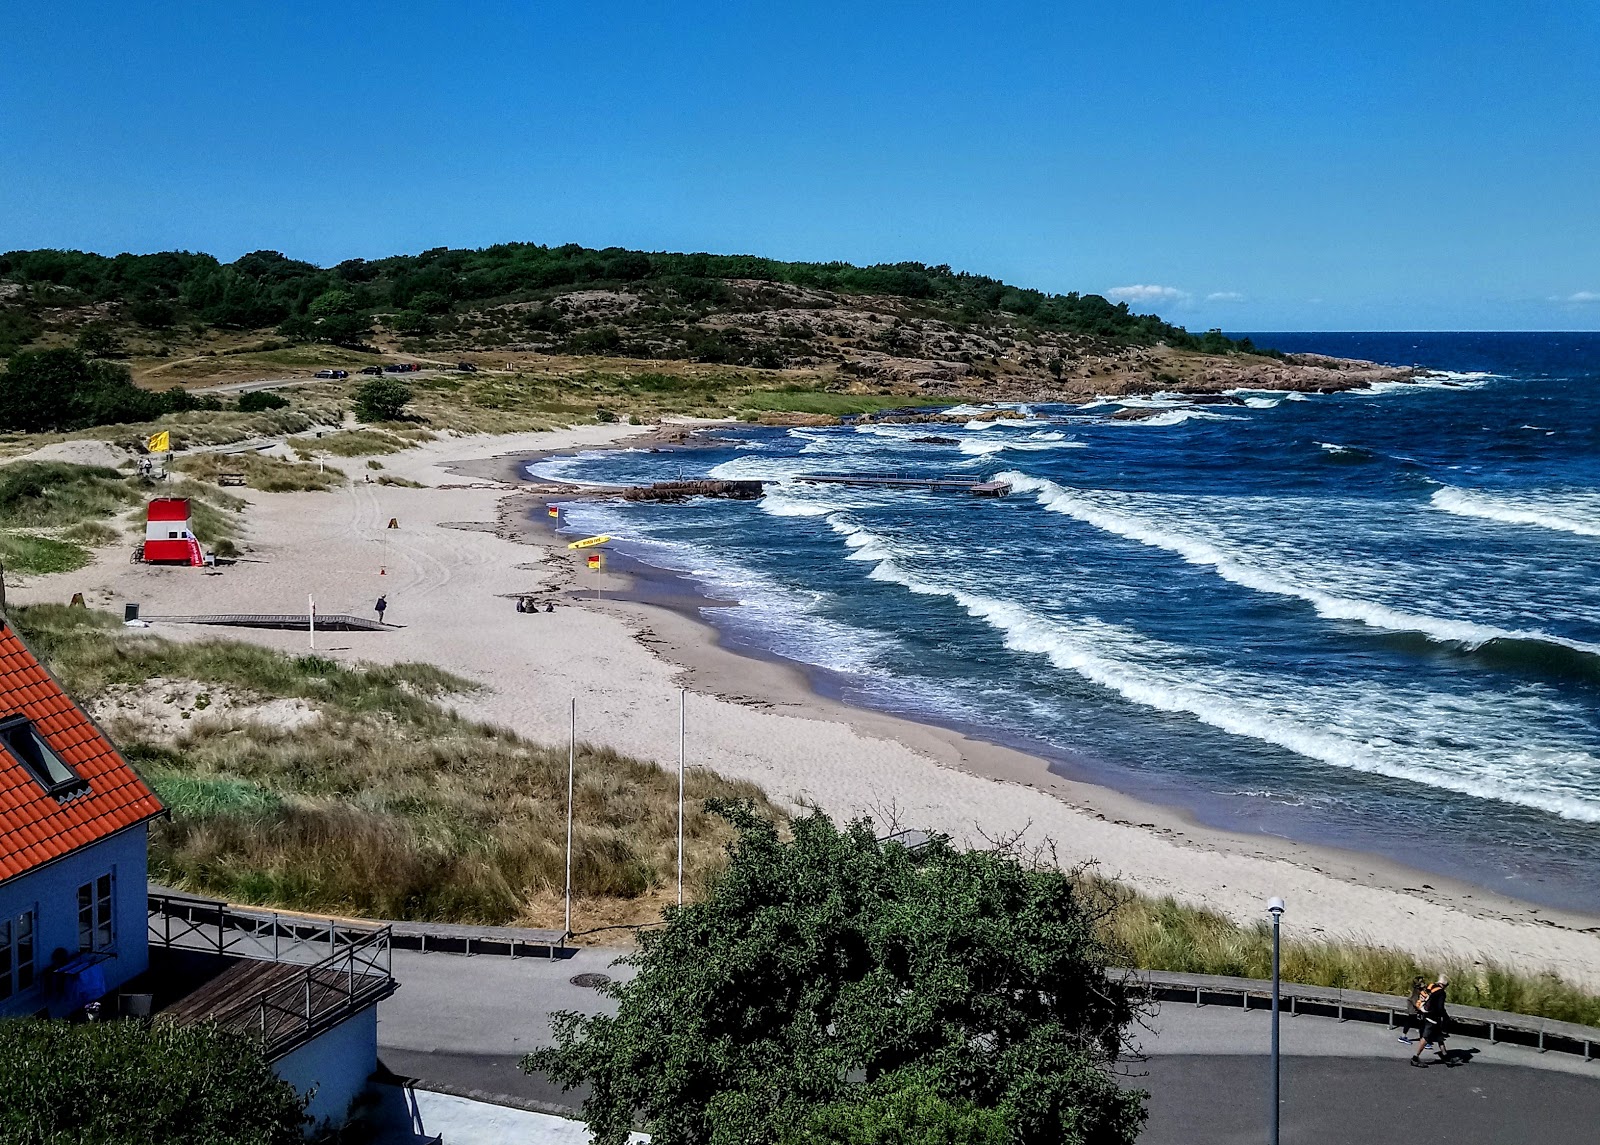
147, 431, 170, 453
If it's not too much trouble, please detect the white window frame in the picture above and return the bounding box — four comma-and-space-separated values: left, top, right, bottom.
77, 872, 114, 952
0, 908, 37, 1001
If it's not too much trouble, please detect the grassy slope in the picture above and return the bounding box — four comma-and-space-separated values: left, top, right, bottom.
13, 605, 776, 930
0, 460, 246, 570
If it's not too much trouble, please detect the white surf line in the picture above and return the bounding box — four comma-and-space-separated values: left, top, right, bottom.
999, 473, 1600, 658
1430, 486, 1600, 539
821, 513, 1600, 823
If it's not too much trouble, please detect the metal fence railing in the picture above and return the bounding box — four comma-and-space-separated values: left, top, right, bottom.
147, 892, 396, 1059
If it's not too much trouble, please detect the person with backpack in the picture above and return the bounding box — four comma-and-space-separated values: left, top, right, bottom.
1398, 975, 1428, 1043
1411, 974, 1450, 1065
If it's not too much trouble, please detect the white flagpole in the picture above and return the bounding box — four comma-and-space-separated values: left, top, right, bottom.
678, 688, 686, 907
308, 595, 315, 650
565, 698, 575, 938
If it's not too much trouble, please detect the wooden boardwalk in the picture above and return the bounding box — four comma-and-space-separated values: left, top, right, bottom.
144, 613, 389, 632
795, 473, 1012, 496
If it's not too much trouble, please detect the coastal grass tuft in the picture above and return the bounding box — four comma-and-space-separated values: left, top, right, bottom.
0, 532, 92, 575
11, 604, 777, 929
170, 451, 343, 492
1103, 886, 1600, 1028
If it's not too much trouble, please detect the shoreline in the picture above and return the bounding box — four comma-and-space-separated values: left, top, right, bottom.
10, 421, 1600, 986
495, 466, 1600, 930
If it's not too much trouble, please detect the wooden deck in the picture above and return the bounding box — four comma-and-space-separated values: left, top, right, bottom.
144, 613, 389, 632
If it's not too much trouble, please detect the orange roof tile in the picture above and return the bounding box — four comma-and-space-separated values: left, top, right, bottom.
0, 616, 164, 882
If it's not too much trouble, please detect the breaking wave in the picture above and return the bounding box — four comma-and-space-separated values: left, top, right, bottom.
999, 472, 1600, 658
1430, 486, 1600, 539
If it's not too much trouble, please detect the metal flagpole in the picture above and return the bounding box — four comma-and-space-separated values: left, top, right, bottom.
308, 595, 315, 650
678, 688, 686, 907
1268, 897, 1285, 1145
565, 699, 575, 938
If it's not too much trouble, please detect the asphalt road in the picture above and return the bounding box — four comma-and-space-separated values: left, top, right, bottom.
376, 946, 1600, 1142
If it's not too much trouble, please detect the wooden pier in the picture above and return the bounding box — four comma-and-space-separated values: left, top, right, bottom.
795, 473, 1012, 497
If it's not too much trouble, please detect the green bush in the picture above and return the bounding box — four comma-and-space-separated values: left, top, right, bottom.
530, 807, 1146, 1145
353, 377, 412, 421
0, 1019, 306, 1143
238, 390, 290, 412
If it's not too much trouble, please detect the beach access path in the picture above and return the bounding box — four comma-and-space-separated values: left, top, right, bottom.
10, 422, 1600, 987
374, 943, 1600, 1144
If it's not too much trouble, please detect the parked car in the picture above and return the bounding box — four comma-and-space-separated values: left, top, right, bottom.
360, 365, 384, 375
455, 361, 478, 372
313, 369, 349, 379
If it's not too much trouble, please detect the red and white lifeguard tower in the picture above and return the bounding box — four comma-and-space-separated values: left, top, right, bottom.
140, 498, 206, 566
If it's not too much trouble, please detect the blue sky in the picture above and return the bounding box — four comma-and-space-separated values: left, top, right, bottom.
2, 2, 1596, 330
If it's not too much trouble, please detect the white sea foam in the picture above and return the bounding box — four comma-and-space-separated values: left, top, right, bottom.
1317, 442, 1362, 455
998, 472, 1600, 656
1121, 409, 1244, 427
1430, 486, 1600, 539
1243, 396, 1282, 409
819, 513, 1600, 822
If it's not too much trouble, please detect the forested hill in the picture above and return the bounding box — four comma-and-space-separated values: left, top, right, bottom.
0, 243, 1254, 358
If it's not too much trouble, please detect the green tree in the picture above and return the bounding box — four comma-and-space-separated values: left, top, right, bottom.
354, 377, 412, 421
391, 309, 432, 336
526, 805, 1147, 1145
0, 1019, 306, 1143
75, 323, 126, 358
308, 289, 358, 319
0, 348, 161, 432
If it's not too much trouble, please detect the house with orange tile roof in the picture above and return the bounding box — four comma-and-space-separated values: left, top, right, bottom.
0, 596, 397, 1131
0, 604, 165, 1018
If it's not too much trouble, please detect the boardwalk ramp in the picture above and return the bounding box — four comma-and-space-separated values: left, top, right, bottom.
143, 613, 389, 632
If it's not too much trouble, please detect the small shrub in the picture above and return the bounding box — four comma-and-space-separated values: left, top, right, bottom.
0, 1019, 306, 1143
238, 390, 290, 413
354, 377, 412, 421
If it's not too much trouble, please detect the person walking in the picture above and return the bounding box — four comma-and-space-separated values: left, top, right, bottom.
375, 595, 388, 624
1398, 975, 1428, 1043
1411, 974, 1450, 1065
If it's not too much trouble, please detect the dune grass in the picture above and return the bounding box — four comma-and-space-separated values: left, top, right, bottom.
11, 605, 777, 929
0, 532, 91, 574
170, 450, 343, 492
294, 426, 437, 457
1101, 884, 1600, 1027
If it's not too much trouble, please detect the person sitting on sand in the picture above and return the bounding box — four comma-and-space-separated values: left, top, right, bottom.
1411, 974, 1450, 1065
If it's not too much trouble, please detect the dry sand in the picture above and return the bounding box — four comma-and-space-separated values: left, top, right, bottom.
9, 424, 1600, 987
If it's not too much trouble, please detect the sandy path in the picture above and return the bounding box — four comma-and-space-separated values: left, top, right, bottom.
10, 425, 1600, 988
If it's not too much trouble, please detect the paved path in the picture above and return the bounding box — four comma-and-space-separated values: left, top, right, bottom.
376, 947, 1600, 1142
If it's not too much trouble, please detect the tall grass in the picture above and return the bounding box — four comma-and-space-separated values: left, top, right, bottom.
0, 532, 91, 574
1101, 885, 1600, 1027
12, 605, 776, 929
170, 451, 343, 493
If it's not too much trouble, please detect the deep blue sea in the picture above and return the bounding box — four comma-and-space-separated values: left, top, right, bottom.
531, 333, 1600, 911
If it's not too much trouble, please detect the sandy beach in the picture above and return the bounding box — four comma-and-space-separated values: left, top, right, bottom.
11, 423, 1600, 987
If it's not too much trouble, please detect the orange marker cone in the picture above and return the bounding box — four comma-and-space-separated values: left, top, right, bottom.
379, 567, 387, 576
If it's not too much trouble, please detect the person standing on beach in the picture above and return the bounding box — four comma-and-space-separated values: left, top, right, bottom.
1410, 974, 1450, 1065
375, 595, 388, 624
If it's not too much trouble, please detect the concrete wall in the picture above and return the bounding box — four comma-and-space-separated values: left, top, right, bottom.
273, 1003, 380, 1132
0, 825, 149, 1018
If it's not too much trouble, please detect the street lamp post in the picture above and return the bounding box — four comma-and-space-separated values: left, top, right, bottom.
1268, 896, 1286, 1145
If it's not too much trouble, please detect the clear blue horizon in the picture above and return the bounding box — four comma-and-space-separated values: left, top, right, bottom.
2, 2, 1596, 332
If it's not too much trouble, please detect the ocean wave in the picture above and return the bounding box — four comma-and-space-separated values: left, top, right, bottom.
1242, 396, 1282, 409
1430, 486, 1600, 539
1121, 409, 1244, 427
999, 472, 1600, 658
819, 513, 1600, 822
964, 417, 1042, 430
957, 438, 1085, 455
1353, 373, 1496, 396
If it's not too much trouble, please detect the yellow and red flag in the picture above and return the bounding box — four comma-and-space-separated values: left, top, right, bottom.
586, 553, 603, 571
